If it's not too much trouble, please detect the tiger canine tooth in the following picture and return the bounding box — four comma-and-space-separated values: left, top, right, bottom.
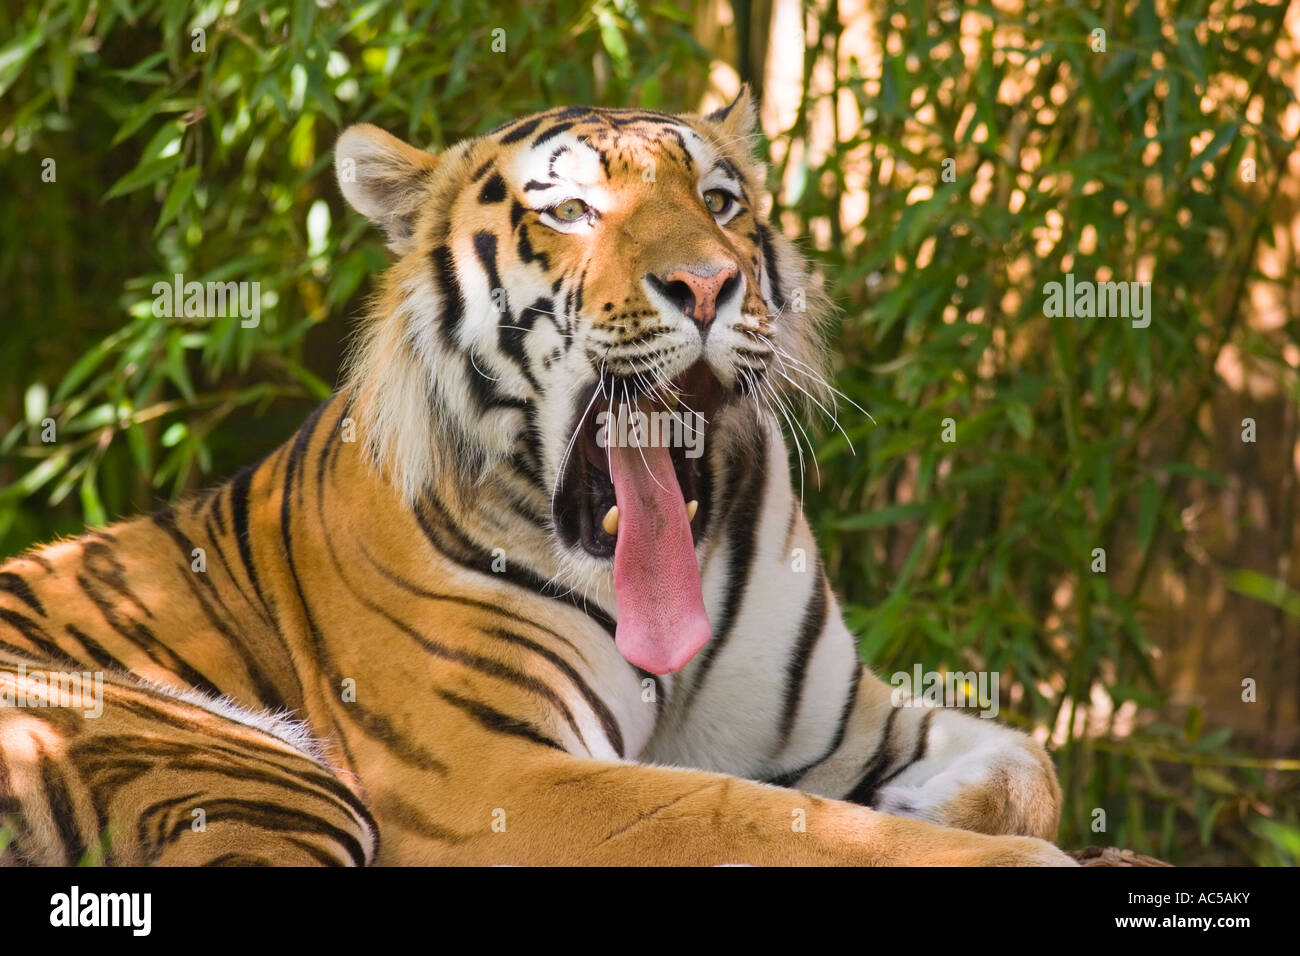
601, 506, 620, 536
686, 500, 699, 521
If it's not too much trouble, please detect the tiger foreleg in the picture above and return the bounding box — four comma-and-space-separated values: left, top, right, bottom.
793, 666, 1063, 841
437, 748, 1071, 865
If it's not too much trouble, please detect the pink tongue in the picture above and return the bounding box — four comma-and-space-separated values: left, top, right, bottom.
608, 439, 711, 674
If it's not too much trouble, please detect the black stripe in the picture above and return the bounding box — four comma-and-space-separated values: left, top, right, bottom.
825, 666, 864, 761
876, 709, 936, 791
203, 514, 267, 627
430, 244, 466, 351
499, 116, 545, 144
532, 121, 575, 147
161, 754, 364, 823
573, 263, 587, 320
74, 537, 233, 696
593, 145, 613, 181
607, 112, 677, 127
0, 608, 77, 667
774, 569, 829, 752
0, 572, 44, 616
317, 396, 347, 496
200, 744, 376, 832
149, 508, 289, 713
134, 790, 205, 857
756, 223, 785, 311
279, 401, 331, 654
414, 493, 617, 636
79, 538, 151, 616
662, 126, 694, 169
359, 542, 582, 656
39, 747, 87, 865
707, 96, 740, 123
74, 565, 228, 699
62, 624, 130, 674
258, 395, 370, 797
326, 540, 590, 753
547, 105, 601, 123
501, 297, 548, 392
473, 230, 503, 294
285, 402, 329, 510
478, 172, 507, 204
331, 688, 449, 781
516, 225, 550, 270
435, 688, 563, 750
679, 427, 769, 709
283, 836, 351, 866
485, 627, 624, 757
715, 156, 742, 182
157, 798, 367, 867
844, 705, 902, 806
433, 244, 529, 418
0, 638, 43, 664
513, 412, 549, 493
203, 853, 273, 866
547, 147, 572, 183
374, 791, 471, 845
209, 482, 229, 537
229, 464, 266, 611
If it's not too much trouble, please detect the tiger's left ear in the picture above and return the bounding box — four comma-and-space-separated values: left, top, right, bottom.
704, 83, 758, 140
336, 124, 440, 254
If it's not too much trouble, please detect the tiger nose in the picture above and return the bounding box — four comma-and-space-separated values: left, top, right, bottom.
657, 265, 739, 325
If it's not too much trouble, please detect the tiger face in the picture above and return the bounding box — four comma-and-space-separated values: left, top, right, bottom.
336, 89, 827, 674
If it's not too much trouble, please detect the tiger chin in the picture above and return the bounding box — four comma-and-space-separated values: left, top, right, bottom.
0, 87, 1072, 866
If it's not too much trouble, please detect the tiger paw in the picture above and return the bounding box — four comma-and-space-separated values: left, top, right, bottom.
872, 732, 1063, 841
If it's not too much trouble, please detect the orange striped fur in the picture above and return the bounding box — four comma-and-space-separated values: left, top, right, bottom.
0, 90, 1068, 866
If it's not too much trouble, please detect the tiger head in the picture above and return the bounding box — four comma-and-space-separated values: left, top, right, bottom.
335, 89, 829, 673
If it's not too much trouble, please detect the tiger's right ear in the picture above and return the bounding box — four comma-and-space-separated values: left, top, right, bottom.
335, 124, 439, 254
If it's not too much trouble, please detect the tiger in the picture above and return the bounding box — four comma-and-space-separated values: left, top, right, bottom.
0, 88, 1071, 866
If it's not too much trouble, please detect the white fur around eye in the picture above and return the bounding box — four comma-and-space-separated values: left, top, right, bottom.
538, 200, 598, 234
699, 178, 744, 225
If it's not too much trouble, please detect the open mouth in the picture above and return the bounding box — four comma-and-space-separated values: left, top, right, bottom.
554, 360, 726, 674
555, 360, 725, 560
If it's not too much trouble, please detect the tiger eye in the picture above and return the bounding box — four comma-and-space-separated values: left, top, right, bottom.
703, 189, 730, 214
553, 199, 588, 222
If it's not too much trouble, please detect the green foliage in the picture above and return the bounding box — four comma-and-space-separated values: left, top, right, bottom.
776, 0, 1299, 865
1, 0, 1297, 864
